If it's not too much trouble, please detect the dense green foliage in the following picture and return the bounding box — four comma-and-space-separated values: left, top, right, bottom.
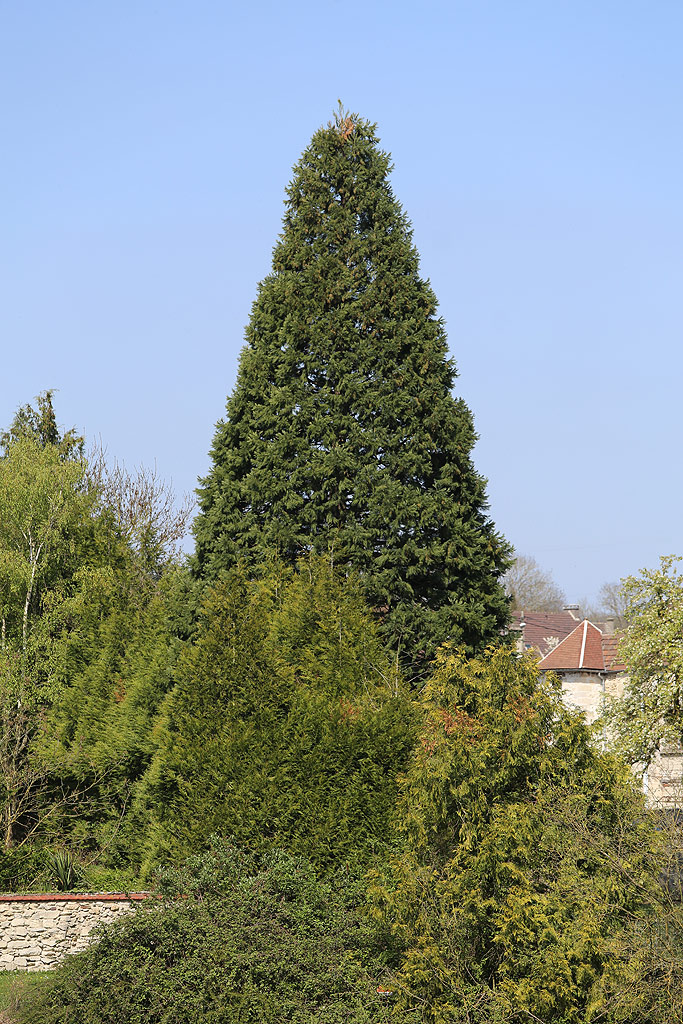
3, 390, 683, 1019
12, 842, 395, 1024
0, 393, 418, 880
0, 389, 83, 460
0, 409, 97, 853
370, 647, 683, 1023
142, 557, 417, 871
193, 108, 510, 672
38, 566, 193, 867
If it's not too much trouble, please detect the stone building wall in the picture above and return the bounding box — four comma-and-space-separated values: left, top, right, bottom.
558, 670, 606, 725
557, 672, 683, 809
0, 893, 149, 970
558, 670, 627, 726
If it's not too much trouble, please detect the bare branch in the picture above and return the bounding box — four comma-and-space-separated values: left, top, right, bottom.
89, 442, 194, 564
503, 553, 567, 612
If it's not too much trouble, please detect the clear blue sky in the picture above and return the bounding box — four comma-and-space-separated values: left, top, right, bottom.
2, 0, 681, 604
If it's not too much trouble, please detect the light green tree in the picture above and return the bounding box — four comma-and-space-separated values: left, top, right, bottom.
0, 436, 95, 848
0, 437, 93, 650
42, 563, 194, 866
601, 555, 683, 767
369, 646, 678, 1023
0, 395, 190, 858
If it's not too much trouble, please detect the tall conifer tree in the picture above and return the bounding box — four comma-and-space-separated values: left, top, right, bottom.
194, 108, 510, 668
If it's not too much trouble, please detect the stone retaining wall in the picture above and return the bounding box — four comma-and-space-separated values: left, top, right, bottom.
0, 893, 150, 970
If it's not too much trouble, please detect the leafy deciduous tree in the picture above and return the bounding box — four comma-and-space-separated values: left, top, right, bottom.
0, 395, 191, 859
0, 435, 95, 850
0, 437, 93, 648
601, 555, 683, 767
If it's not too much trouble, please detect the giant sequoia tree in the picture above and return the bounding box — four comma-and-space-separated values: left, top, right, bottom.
194, 109, 510, 666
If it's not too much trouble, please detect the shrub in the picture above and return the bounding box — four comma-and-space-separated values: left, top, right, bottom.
13, 840, 396, 1024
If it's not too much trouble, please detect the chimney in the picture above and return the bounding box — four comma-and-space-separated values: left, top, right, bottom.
603, 616, 615, 635
564, 604, 580, 621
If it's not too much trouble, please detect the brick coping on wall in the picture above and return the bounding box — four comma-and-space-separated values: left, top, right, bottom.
0, 892, 152, 902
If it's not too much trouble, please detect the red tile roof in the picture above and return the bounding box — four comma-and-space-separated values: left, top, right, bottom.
601, 634, 626, 672
510, 610, 581, 658
510, 610, 626, 673
536, 620, 626, 673
538, 620, 602, 671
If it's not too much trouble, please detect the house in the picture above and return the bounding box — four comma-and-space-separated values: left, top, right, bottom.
510, 606, 626, 723
535, 618, 626, 725
510, 608, 682, 807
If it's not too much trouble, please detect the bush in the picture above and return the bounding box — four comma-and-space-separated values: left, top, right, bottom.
79, 863, 141, 894
13, 840, 396, 1024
